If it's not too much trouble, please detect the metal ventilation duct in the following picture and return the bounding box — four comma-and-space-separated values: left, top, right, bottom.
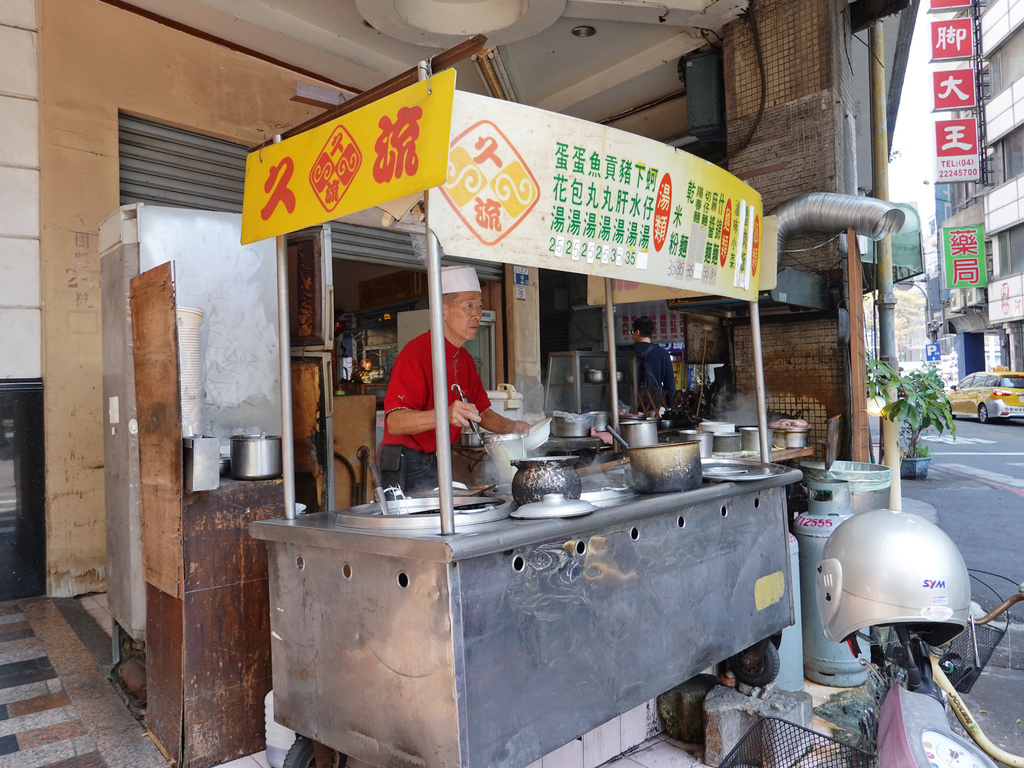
773, 192, 906, 250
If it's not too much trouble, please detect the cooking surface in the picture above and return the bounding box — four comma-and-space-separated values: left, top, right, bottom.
251, 466, 803, 562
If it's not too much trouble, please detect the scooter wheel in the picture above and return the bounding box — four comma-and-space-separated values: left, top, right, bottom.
282, 737, 346, 768
729, 641, 781, 687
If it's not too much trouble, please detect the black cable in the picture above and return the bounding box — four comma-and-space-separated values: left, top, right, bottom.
732, 0, 767, 157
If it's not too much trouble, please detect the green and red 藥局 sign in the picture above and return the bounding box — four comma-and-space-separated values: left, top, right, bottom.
942, 225, 986, 289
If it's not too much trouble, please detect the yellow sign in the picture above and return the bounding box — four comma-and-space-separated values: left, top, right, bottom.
430, 92, 764, 301
241, 69, 456, 244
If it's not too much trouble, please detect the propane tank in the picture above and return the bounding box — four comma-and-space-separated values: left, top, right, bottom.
791, 479, 867, 686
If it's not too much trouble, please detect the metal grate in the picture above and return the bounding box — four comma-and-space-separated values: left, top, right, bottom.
719, 717, 877, 768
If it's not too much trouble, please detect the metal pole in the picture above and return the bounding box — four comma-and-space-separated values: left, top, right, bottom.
604, 278, 620, 432
870, 22, 902, 508
415, 59, 456, 535
749, 301, 771, 462
273, 138, 296, 520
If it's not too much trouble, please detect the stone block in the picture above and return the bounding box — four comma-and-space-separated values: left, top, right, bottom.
657, 673, 718, 743
703, 684, 813, 766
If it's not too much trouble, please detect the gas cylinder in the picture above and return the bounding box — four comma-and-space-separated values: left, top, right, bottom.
791, 479, 867, 686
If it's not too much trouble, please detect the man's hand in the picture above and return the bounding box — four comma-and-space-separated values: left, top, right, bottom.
449, 399, 482, 429
511, 420, 531, 435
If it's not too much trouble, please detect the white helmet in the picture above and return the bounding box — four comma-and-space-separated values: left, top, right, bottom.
815, 509, 969, 645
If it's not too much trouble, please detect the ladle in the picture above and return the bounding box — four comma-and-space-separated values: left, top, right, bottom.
604, 424, 631, 452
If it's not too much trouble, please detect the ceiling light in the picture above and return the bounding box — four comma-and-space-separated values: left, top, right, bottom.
572, 25, 596, 38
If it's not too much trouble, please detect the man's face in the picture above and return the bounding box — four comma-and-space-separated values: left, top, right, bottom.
443, 291, 484, 347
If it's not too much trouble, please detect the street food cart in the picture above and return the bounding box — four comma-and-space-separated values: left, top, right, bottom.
244, 50, 798, 768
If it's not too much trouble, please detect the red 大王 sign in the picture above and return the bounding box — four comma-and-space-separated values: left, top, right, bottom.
932, 69, 976, 111
931, 18, 974, 61
935, 118, 979, 182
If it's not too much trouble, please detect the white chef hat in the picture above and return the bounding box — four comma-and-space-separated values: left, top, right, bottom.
441, 265, 481, 294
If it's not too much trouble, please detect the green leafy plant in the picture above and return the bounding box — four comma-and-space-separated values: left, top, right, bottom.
866, 360, 955, 460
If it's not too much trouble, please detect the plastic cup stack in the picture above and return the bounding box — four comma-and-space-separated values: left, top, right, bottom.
176, 306, 205, 434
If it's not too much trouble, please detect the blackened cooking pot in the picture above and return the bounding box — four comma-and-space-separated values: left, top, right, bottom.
628, 441, 702, 494
510, 456, 582, 505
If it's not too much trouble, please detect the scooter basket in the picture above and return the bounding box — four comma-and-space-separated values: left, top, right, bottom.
718, 717, 877, 768
939, 622, 1006, 694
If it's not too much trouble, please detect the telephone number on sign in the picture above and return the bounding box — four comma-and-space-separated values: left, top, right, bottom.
938, 167, 978, 179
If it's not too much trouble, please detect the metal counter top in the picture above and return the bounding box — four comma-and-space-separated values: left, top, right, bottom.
250, 467, 801, 563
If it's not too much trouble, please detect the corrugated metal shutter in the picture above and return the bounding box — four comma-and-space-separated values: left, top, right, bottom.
119, 114, 248, 212
119, 115, 501, 280
330, 223, 503, 281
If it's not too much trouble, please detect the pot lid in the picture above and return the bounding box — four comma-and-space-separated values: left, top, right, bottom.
511, 494, 596, 519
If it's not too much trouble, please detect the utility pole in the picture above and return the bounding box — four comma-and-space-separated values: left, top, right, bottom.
871, 21, 902, 507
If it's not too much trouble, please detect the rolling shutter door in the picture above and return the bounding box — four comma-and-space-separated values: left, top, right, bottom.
119, 114, 501, 280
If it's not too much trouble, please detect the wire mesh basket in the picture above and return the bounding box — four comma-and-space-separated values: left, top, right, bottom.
718, 717, 877, 768
938, 620, 1006, 694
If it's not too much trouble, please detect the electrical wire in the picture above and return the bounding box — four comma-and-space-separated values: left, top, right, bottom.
732, 0, 767, 157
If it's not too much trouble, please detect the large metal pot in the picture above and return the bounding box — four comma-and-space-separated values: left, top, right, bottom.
619, 419, 658, 448
678, 429, 713, 458
230, 434, 282, 480
628, 442, 702, 494
510, 456, 582, 505
550, 413, 594, 437
584, 369, 608, 384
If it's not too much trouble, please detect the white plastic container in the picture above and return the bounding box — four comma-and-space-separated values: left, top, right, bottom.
265, 690, 296, 768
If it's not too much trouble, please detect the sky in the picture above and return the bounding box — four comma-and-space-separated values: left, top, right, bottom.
889, 3, 942, 223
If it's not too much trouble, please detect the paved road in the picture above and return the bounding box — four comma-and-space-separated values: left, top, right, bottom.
897, 415, 1024, 755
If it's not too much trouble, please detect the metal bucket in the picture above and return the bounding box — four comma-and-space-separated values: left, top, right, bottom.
799, 461, 892, 515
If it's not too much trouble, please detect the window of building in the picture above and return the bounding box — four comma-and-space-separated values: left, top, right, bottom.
989, 26, 1024, 96
992, 125, 1024, 186
996, 224, 1024, 276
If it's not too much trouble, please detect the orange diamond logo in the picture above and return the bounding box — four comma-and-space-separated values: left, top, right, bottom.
439, 120, 539, 246
309, 125, 362, 213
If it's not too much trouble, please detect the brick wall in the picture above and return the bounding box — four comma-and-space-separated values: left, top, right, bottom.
724, 0, 859, 458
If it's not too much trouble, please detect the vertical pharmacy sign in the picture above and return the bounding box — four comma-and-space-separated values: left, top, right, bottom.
942, 225, 987, 288
430, 92, 763, 301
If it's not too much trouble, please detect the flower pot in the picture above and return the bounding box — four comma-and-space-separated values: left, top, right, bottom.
900, 456, 931, 480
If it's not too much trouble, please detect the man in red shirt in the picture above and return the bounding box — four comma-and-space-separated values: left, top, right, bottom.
380, 265, 530, 492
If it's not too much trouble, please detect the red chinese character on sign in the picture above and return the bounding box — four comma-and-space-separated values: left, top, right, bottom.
474, 198, 503, 231
260, 157, 296, 221
952, 258, 980, 285
473, 136, 503, 167
374, 106, 423, 183
309, 125, 362, 212
1002, 282, 1011, 315
948, 228, 979, 257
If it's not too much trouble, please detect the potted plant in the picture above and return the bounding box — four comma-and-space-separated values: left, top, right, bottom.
866, 360, 955, 479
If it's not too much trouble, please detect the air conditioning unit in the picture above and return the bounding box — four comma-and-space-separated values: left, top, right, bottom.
948, 289, 967, 313
965, 286, 987, 307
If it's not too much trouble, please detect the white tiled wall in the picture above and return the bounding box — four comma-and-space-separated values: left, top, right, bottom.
0, 0, 40, 379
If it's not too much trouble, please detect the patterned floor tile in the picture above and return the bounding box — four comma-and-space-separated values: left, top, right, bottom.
0, 659, 56, 690
7, 692, 70, 719
0, 647, 46, 668
0, 734, 98, 768
0, 706, 75, 739
0, 625, 32, 640
0, 683, 53, 708
0, 735, 16, 757
16, 720, 86, 750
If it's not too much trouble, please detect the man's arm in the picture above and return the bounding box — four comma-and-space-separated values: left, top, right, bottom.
387, 400, 482, 434
479, 408, 531, 435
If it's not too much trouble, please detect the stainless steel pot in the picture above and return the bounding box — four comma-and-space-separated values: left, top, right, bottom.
230, 434, 282, 480
590, 411, 609, 432
739, 426, 770, 452
551, 413, 594, 438
628, 441, 702, 494
584, 369, 608, 384
677, 429, 713, 458
773, 427, 810, 448
510, 456, 582, 505
712, 431, 742, 454
619, 419, 658, 448
461, 429, 483, 448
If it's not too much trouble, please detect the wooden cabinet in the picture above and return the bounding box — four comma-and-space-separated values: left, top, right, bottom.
131, 262, 284, 767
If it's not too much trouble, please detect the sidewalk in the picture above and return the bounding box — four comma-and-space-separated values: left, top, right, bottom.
8, 593, 1015, 768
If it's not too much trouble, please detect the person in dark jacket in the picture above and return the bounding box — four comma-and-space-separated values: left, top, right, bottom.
632, 316, 676, 403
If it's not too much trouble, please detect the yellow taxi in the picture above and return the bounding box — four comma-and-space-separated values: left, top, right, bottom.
948, 369, 1024, 423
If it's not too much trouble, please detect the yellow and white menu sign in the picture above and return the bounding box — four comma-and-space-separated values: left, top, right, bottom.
430, 92, 763, 301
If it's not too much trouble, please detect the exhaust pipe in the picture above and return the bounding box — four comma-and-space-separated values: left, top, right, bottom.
773, 192, 905, 251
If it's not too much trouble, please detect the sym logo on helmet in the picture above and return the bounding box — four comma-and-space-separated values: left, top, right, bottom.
922, 579, 947, 589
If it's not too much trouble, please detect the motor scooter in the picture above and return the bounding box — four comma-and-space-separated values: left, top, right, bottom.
720, 509, 1022, 768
